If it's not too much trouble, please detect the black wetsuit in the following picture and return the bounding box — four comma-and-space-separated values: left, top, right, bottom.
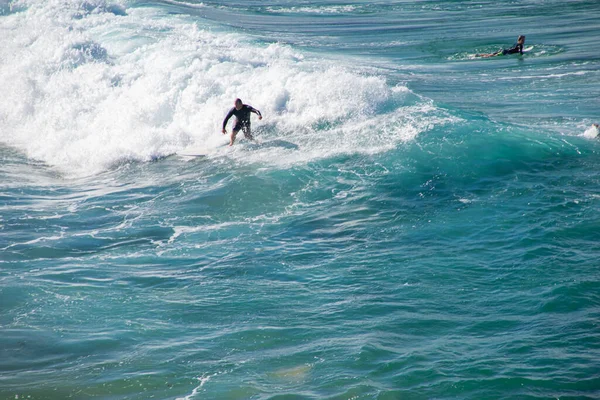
222, 105, 261, 134
501, 43, 523, 55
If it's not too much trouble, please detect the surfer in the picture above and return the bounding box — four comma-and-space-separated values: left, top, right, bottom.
477, 35, 526, 58
222, 98, 262, 146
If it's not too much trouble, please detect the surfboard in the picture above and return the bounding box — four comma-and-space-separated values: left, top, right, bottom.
177, 150, 208, 157
473, 45, 534, 59
176, 145, 213, 158
176, 141, 231, 158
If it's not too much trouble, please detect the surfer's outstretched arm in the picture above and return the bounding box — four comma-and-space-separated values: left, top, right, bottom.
249, 106, 262, 120
222, 108, 235, 134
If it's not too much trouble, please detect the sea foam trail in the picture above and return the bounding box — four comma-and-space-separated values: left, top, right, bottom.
0, 0, 452, 176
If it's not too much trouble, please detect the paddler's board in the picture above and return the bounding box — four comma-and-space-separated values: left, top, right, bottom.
472, 45, 535, 59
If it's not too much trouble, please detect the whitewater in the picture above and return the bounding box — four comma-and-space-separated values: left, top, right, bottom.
1, 0, 600, 399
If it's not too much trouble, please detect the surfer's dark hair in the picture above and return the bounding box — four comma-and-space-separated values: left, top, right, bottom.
518, 35, 525, 41
235, 98, 242, 104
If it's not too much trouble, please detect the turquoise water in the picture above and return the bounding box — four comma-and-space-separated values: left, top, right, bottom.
2, 1, 600, 399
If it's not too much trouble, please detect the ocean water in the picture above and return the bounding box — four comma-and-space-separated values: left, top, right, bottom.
1, 0, 600, 398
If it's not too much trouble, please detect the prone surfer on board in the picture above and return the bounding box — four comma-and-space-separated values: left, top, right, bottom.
477, 35, 526, 58
222, 98, 262, 146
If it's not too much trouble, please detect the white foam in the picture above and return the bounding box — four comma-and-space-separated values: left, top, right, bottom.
0, 0, 449, 176
176, 374, 211, 400
495, 70, 593, 80
583, 125, 599, 139
266, 5, 358, 14
156, 0, 205, 10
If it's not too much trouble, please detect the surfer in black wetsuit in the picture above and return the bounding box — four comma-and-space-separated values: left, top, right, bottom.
222, 98, 262, 146
477, 35, 526, 58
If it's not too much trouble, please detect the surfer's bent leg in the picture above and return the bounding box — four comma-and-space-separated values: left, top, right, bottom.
242, 123, 253, 141
229, 120, 244, 146
229, 129, 238, 146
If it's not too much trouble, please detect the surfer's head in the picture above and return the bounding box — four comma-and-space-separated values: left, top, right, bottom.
517, 35, 525, 44
234, 98, 243, 110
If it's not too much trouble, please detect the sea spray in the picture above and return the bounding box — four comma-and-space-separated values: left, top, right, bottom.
0, 0, 452, 175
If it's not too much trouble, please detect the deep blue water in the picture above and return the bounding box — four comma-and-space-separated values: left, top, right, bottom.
1, 1, 600, 399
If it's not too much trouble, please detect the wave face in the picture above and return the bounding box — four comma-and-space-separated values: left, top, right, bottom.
0, 0, 452, 175
2, 1, 600, 399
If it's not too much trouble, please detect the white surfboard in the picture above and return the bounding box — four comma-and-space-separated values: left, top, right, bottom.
177, 149, 209, 157
177, 141, 235, 158
176, 144, 218, 158
472, 45, 535, 59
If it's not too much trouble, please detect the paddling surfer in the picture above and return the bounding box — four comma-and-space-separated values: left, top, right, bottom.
477, 35, 526, 58
222, 98, 262, 146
